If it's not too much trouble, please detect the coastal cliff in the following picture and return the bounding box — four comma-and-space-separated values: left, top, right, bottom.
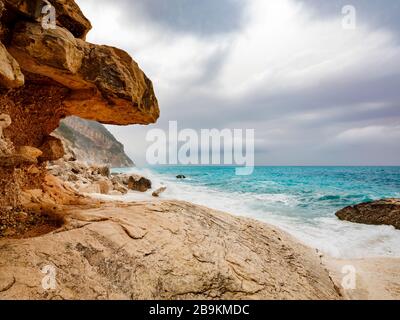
55, 116, 134, 168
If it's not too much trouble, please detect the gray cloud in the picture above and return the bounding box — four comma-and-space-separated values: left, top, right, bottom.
77, 0, 400, 166
111, 0, 243, 36
301, 0, 400, 40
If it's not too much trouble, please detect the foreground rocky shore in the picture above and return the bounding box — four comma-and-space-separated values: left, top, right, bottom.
0, 194, 341, 300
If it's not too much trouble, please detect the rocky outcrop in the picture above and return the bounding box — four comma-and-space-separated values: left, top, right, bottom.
54, 116, 134, 168
0, 201, 341, 300
336, 199, 400, 230
47, 156, 155, 196
0, 42, 24, 88
2, 0, 91, 39
8, 21, 159, 125
0, 0, 159, 209
48, 159, 123, 196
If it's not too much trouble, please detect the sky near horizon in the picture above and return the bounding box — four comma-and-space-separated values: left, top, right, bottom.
76, 0, 400, 166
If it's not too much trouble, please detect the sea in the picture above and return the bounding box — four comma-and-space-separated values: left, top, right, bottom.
112, 166, 400, 259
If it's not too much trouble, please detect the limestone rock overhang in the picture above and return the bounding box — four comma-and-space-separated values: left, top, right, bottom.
0, 0, 160, 126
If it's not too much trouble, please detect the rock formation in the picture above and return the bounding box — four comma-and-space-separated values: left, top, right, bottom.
336, 199, 400, 230
0, 0, 159, 209
0, 201, 341, 300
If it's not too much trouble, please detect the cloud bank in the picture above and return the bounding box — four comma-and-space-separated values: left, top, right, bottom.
76, 0, 400, 165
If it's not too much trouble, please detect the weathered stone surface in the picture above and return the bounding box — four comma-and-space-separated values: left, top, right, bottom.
128, 175, 152, 192
336, 199, 400, 230
0, 0, 159, 208
0, 201, 341, 300
0, 153, 37, 167
48, 0, 92, 39
38, 135, 64, 161
0, 42, 24, 88
47, 158, 140, 196
152, 186, 166, 197
9, 22, 86, 89
0, 113, 11, 143
16, 145, 42, 161
2, 0, 41, 19
3, 0, 91, 39
9, 21, 159, 125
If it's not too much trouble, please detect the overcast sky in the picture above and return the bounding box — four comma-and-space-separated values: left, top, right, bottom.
76, 0, 400, 166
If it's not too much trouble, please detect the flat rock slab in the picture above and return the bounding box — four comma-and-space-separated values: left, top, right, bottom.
0, 200, 340, 300
336, 199, 400, 230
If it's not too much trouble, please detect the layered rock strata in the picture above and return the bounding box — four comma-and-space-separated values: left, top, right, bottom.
0, 0, 159, 209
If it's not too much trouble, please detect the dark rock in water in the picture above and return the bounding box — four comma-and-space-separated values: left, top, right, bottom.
128, 176, 152, 192
176, 175, 186, 179
336, 199, 400, 230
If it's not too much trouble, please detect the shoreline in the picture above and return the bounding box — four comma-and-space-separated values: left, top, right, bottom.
1, 191, 399, 300
323, 257, 400, 300
0, 198, 341, 300
94, 191, 400, 300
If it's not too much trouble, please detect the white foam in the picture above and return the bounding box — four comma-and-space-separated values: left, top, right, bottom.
110, 167, 400, 259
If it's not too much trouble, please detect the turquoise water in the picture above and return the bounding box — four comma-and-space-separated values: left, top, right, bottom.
151, 166, 400, 219
114, 166, 400, 258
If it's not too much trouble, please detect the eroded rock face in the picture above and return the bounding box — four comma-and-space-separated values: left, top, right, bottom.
0, 0, 159, 208
9, 21, 159, 125
0, 42, 23, 88
336, 199, 400, 230
3, 0, 91, 39
0, 201, 341, 300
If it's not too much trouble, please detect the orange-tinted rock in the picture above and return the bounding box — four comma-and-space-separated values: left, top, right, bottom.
9, 22, 159, 125
39, 135, 64, 161
128, 175, 152, 192
3, 0, 91, 39
47, 0, 92, 39
16, 145, 42, 159
0, 0, 159, 209
0, 42, 24, 88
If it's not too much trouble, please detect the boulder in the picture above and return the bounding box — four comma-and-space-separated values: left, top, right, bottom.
176, 175, 186, 179
47, 0, 92, 39
0, 42, 24, 88
97, 166, 110, 177
128, 175, 152, 192
16, 146, 42, 160
3, 0, 91, 39
152, 186, 167, 197
111, 177, 128, 195
39, 136, 64, 161
336, 199, 400, 230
